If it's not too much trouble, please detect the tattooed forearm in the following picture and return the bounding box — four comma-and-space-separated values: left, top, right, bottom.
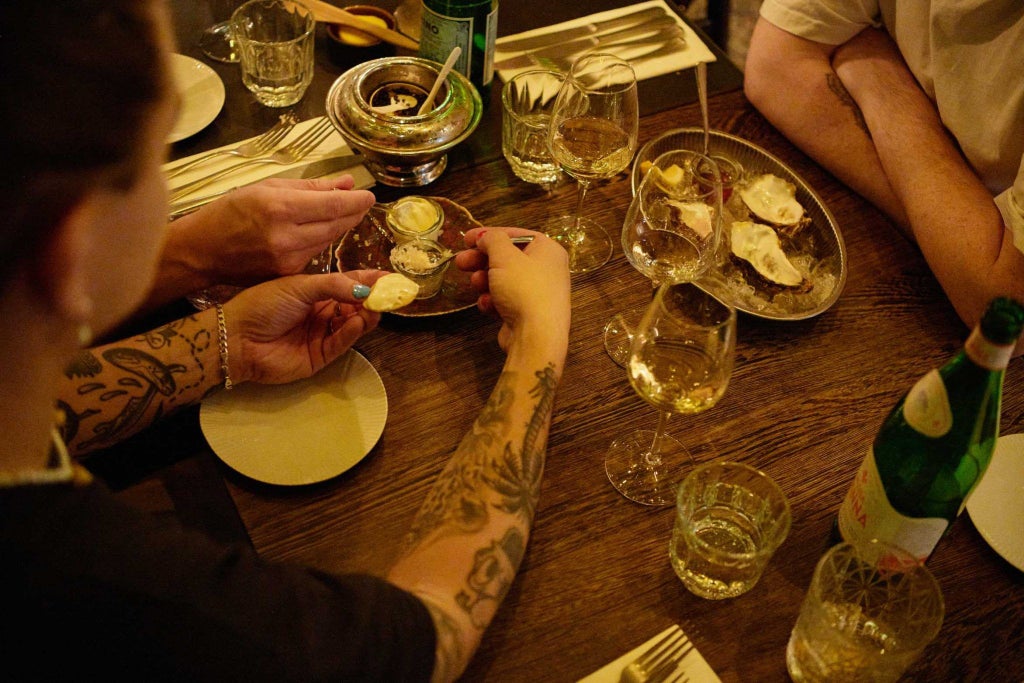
401, 364, 558, 554
57, 315, 218, 454
827, 73, 871, 137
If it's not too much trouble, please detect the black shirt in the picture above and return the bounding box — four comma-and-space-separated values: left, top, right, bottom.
0, 477, 436, 682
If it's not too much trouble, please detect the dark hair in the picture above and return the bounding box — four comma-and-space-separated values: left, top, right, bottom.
0, 0, 166, 286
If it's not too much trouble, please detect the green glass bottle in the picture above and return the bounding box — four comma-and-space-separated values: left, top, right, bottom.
418, 0, 498, 105
836, 297, 1024, 562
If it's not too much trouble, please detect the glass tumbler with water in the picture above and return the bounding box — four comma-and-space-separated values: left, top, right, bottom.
501, 69, 565, 187
787, 540, 944, 683
670, 461, 791, 599
231, 0, 315, 108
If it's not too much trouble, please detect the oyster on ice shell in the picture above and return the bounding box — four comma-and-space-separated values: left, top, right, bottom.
730, 220, 806, 288
665, 199, 714, 240
738, 173, 805, 227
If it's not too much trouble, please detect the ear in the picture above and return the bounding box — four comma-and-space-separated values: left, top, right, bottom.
31, 194, 98, 323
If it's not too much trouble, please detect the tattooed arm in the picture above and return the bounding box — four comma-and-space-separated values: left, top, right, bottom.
58, 271, 386, 456
743, 18, 910, 231
388, 229, 571, 682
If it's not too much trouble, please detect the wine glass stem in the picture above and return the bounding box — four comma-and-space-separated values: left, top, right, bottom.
571, 179, 591, 243
647, 411, 671, 466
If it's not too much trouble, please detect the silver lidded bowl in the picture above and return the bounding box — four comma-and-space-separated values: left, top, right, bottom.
326, 56, 482, 187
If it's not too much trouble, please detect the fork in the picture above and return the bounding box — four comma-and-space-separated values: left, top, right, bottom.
619, 628, 694, 683
164, 114, 297, 179
169, 117, 336, 201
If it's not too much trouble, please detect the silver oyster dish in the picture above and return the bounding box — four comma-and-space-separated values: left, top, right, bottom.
326, 56, 482, 187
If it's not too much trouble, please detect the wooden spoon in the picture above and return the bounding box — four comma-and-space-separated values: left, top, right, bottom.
304, 0, 418, 51
418, 46, 462, 115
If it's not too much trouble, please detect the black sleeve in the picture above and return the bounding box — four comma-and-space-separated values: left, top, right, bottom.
0, 479, 436, 682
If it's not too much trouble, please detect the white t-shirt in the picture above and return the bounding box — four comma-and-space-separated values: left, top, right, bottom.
760, 0, 1024, 251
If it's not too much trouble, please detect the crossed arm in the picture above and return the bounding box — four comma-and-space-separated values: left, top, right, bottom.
744, 19, 1024, 352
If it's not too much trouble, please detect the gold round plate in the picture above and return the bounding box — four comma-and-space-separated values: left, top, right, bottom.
335, 196, 481, 317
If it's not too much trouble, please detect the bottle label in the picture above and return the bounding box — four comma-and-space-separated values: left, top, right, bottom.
902, 369, 953, 438
419, 4, 497, 87
838, 448, 948, 562
964, 327, 1014, 371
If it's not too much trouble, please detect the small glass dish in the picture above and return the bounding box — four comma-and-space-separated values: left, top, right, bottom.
386, 196, 444, 243
389, 238, 452, 299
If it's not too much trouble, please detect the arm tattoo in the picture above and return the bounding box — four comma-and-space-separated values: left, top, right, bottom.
59, 316, 214, 450
827, 73, 871, 138
401, 364, 559, 553
423, 601, 464, 681
455, 528, 525, 628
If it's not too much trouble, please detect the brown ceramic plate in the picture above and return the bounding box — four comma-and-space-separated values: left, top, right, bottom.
631, 128, 847, 321
334, 196, 481, 317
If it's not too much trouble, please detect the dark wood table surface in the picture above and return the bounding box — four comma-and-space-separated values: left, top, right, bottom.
97, 1, 1024, 681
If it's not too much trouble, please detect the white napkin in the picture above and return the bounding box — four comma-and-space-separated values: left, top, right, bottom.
165, 116, 375, 215
495, 0, 716, 83
576, 624, 721, 683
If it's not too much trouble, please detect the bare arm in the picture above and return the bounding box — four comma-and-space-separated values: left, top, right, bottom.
387, 229, 570, 682
831, 28, 1024, 352
144, 177, 375, 312
744, 18, 909, 230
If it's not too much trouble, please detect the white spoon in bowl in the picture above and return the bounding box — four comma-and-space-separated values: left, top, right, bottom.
418, 45, 462, 115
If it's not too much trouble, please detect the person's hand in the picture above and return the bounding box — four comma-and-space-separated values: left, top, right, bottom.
455, 227, 570, 352
222, 269, 386, 385
168, 175, 375, 287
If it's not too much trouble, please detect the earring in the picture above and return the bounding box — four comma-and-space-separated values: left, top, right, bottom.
77, 323, 93, 346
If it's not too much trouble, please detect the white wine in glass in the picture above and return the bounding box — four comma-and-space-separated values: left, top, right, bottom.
547, 53, 639, 274
605, 282, 736, 506
603, 150, 724, 366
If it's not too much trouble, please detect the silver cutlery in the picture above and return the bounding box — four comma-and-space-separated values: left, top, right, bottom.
164, 114, 298, 179
542, 35, 684, 75
696, 61, 709, 155
496, 5, 668, 54
169, 118, 336, 201
167, 152, 365, 219
619, 627, 694, 683
493, 18, 681, 71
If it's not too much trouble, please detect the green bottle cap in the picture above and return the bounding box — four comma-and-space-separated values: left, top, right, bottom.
981, 297, 1024, 345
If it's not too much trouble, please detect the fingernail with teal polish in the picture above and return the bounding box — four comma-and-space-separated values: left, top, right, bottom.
353, 284, 371, 299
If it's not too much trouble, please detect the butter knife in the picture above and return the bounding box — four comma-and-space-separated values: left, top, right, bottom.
495, 5, 667, 54
168, 153, 364, 219
493, 18, 680, 71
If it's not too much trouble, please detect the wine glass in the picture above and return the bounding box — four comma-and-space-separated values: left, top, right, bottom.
605, 282, 736, 506
547, 53, 639, 274
603, 150, 724, 366
198, 0, 245, 63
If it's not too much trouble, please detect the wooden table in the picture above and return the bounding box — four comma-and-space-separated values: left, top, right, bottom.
103, 2, 1024, 681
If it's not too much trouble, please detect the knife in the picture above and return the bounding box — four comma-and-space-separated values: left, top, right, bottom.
533, 29, 685, 74
495, 5, 668, 54
167, 153, 365, 219
493, 22, 679, 72
494, 18, 680, 71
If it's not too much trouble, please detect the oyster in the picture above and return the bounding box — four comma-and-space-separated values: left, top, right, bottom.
665, 199, 713, 240
738, 173, 805, 228
730, 220, 807, 289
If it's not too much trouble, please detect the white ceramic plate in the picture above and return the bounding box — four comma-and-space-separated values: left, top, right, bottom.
168, 53, 225, 143
966, 433, 1024, 570
199, 351, 387, 486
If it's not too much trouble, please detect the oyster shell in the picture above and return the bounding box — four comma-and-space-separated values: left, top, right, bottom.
665, 199, 713, 240
730, 220, 806, 288
738, 173, 805, 227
